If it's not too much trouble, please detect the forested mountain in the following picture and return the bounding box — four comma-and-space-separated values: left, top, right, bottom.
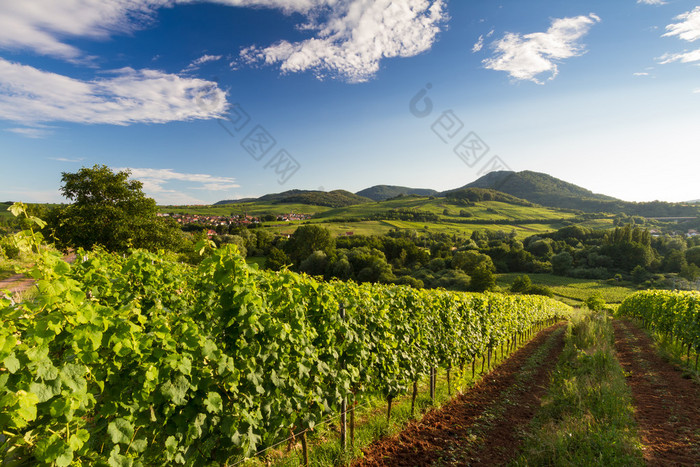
356, 185, 438, 201
457, 171, 699, 217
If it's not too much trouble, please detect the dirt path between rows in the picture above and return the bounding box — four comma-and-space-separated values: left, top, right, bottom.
0, 252, 76, 298
613, 319, 700, 465
355, 323, 566, 466
0, 274, 35, 297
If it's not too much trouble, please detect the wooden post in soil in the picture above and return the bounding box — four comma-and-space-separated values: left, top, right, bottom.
472, 359, 476, 378
447, 366, 451, 396
301, 431, 309, 467
350, 395, 356, 448
339, 304, 347, 452
430, 368, 436, 401
411, 380, 418, 417
386, 395, 393, 423
487, 347, 492, 370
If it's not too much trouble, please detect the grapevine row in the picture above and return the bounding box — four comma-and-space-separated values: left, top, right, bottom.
618, 290, 700, 365
1, 245, 571, 465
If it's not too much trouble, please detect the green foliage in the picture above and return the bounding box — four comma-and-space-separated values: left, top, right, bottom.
470, 264, 496, 292
510, 275, 532, 293
1, 239, 571, 465
618, 290, 700, 354
631, 265, 649, 284
526, 284, 554, 298
551, 251, 573, 275
585, 292, 606, 311
47, 165, 183, 252
284, 225, 335, 265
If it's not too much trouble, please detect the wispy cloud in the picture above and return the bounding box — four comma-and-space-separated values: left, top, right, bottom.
663, 6, 700, 42
121, 167, 240, 192
658, 7, 700, 66
472, 35, 485, 53
483, 14, 600, 84
240, 0, 447, 82
633, 72, 649, 76
6, 127, 53, 138
183, 54, 223, 72
0, 0, 163, 61
638, 0, 667, 5
0, 58, 228, 125
48, 157, 85, 162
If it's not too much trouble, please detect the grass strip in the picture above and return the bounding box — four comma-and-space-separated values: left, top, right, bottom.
513, 312, 644, 466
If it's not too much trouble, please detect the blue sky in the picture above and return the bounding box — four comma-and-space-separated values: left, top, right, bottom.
1, 0, 699, 205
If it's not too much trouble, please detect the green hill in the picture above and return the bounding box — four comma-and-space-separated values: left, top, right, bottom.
276, 190, 372, 208
356, 185, 438, 201
458, 170, 699, 217
215, 190, 372, 208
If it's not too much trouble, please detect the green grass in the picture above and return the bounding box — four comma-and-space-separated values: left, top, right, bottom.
497, 273, 637, 305
513, 312, 644, 466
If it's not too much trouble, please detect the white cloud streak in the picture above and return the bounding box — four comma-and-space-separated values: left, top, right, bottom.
472, 35, 484, 53
240, 0, 447, 82
0, 57, 228, 125
638, 0, 667, 5
6, 127, 53, 138
483, 14, 600, 84
663, 7, 700, 42
183, 54, 223, 72
123, 168, 240, 192
658, 7, 700, 66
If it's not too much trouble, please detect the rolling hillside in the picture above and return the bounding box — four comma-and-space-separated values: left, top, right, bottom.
356, 185, 438, 201
457, 170, 700, 217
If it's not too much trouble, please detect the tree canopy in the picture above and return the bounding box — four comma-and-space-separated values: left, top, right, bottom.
48, 165, 182, 251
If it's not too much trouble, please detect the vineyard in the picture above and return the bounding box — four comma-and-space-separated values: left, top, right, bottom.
618, 289, 700, 370
0, 220, 571, 466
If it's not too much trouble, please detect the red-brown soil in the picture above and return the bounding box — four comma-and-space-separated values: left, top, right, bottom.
355, 323, 566, 466
613, 319, 700, 466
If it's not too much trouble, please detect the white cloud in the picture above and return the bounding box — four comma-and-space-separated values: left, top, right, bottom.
633, 72, 649, 76
122, 168, 240, 192
472, 35, 484, 53
658, 7, 700, 66
663, 7, 700, 42
6, 127, 53, 138
483, 14, 600, 84
638, 0, 667, 5
0, 1, 330, 61
0, 0, 165, 61
240, 0, 447, 82
658, 48, 700, 64
48, 157, 85, 162
0, 57, 228, 125
183, 54, 223, 72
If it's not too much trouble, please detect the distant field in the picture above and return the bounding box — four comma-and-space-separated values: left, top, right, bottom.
161, 196, 614, 240
496, 273, 638, 305
160, 202, 330, 217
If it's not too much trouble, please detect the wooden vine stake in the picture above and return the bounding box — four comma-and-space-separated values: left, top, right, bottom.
430, 368, 436, 401
339, 304, 347, 451
447, 366, 451, 396
301, 431, 309, 467
386, 395, 394, 423
411, 380, 418, 417
350, 396, 356, 448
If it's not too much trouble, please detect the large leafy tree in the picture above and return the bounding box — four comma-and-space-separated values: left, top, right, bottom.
48, 165, 182, 251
